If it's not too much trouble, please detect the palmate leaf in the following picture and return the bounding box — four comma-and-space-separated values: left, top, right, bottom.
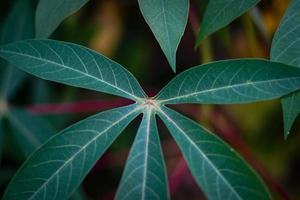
6, 108, 55, 157
0, 39, 146, 102
157, 105, 270, 200
138, 0, 189, 71
196, 0, 260, 46
155, 59, 300, 104
35, 0, 88, 38
116, 108, 169, 200
2, 104, 142, 200
271, 0, 300, 138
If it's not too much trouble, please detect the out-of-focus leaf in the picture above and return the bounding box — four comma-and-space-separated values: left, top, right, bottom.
0, 66, 26, 100
0, 0, 34, 44
0, 118, 4, 162
0, 39, 146, 102
35, 0, 88, 38
157, 106, 271, 200
0, 0, 34, 100
155, 59, 300, 104
271, 0, 300, 138
196, 0, 260, 46
2, 104, 142, 200
69, 187, 88, 200
6, 108, 55, 157
116, 109, 169, 200
281, 92, 300, 138
138, 0, 189, 72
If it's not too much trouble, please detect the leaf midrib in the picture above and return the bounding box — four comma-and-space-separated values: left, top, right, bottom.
15, 105, 142, 200
0, 49, 142, 102
156, 106, 242, 200
156, 76, 300, 103
141, 109, 151, 199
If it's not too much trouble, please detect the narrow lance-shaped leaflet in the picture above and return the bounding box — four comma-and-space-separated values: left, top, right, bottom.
116, 108, 169, 200
2, 104, 142, 200
0, 39, 146, 102
157, 105, 271, 200
155, 59, 300, 104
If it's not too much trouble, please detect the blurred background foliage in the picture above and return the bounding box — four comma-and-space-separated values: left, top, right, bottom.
0, 0, 299, 199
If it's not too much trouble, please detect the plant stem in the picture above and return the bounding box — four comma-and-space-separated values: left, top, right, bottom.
26, 99, 132, 115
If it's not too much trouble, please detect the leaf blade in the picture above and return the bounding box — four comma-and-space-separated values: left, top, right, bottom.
157, 106, 271, 200
0, 39, 146, 102
35, 0, 88, 38
271, 0, 300, 137
2, 104, 142, 200
196, 0, 260, 45
115, 109, 169, 200
156, 59, 300, 104
138, 0, 189, 71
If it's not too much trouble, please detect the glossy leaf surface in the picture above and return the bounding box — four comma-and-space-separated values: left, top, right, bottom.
271, 0, 300, 137
35, 0, 88, 38
7, 108, 55, 157
157, 106, 270, 200
138, 0, 189, 71
2, 104, 141, 200
0, 39, 146, 102
196, 0, 259, 45
116, 109, 169, 200
156, 59, 300, 104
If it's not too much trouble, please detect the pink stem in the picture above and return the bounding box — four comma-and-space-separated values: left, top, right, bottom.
26, 98, 132, 115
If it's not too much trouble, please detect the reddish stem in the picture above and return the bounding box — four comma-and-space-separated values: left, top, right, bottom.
26, 98, 132, 115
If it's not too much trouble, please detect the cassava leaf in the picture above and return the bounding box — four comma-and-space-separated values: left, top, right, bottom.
2, 104, 142, 200
35, 0, 88, 38
157, 105, 271, 200
0, 39, 146, 102
116, 108, 169, 200
271, 0, 300, 138
155, 59, 300, 104
6, 108, 55, 157
196, 0, 260, 46
138, 0, 189, 71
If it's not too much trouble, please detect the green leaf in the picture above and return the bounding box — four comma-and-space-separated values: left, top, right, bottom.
271, 0, 300, 137
156, 59, 300, 104
196, 0, 259, 46
0, 39, 146, 102
0, 66, 26, 100
6, 108, 55, 157
0, 0, 35, 99
157, 105, 271, 200
0, 118, 4, 162
35, 0, 88, 38
2, 104, 142, 200
281, 92, 300, 138
116, 108, 169, 200
138, 0, 189, 71
0, 0, 34, 44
